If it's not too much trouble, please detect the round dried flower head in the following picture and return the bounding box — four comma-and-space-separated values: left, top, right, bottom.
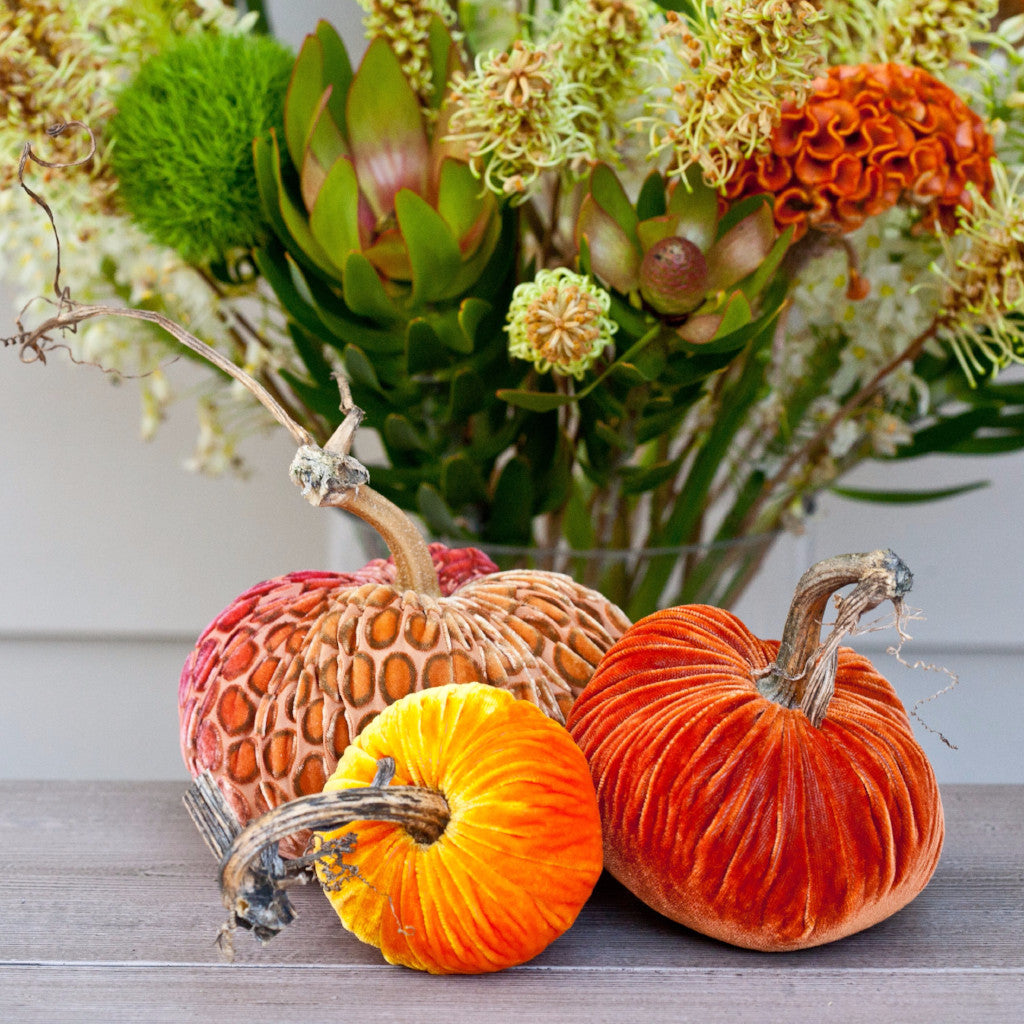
724, 63, 995, 242
506, 268, 617, 378
651, 1, 826, 188
934, 164, 1024, 384
445, 40, 594, 199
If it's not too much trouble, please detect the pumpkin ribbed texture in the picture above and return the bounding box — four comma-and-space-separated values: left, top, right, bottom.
317, 683, 604, 974
566, 604, 944, 952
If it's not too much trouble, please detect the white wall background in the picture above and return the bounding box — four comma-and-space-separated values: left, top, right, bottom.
1, 1, 1021, 783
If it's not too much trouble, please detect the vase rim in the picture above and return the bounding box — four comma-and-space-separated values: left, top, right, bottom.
438, 530, 782, 560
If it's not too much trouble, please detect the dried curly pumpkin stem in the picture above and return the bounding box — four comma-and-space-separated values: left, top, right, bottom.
184, 759, 450, 951
756, 549, 913, 726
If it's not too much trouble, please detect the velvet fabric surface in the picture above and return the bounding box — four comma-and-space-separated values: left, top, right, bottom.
567, 604, 944, 951
317, 683, 604, 973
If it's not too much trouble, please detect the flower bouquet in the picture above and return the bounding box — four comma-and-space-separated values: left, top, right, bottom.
4, 0, 1024, 619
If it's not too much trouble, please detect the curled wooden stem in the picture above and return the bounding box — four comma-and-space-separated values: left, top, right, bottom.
290, 383, 443, 597
756, 550, 913, 726
7, 122, 445, 597
184, 760, 450, 948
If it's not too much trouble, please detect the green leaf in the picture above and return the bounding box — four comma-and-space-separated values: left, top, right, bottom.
447, 367, 486, 421
897, 407, 999, 457
620, 456, 684, 495
637, 398, 694, 444
610, 362, 650, 386
309, 157, 361, 263
417, 483, 463, 537
256, 131, 339, 277
738, 224, 794, 301
666, 168, 719, 252
299, 88, 348, 208
716, 193, 772, 241
577, 194, 640, 294
255, 243, 333, 338
710, 292, 754, 338
426, 15, 459, 109
636, 171, 667, 221
285, 34, 326, 169
608, 294, 654, 340
486, 457, 535, 543
285, 321, 333, 384
274, 251, 406, 354
395, 188, 464, 307
279, 367, 344, 424
831, 481, 989, 503
314, 20, 352, 126
497, 389, 577, 412
344, 345, 386, 394
590, 163, 639, 243
457, 297, 492, 350
383, 413, 428, 452
595, 420, 631, 450
342, 251, 404, 323
534, 431, 574, 515
626, 344, 667, 381
346, 38, 429, 220
441, 453, 488, 507
436, 158, 491, 245
406, 318, 450, 374
951, 434, 1024, 455
562, 483, 596, 550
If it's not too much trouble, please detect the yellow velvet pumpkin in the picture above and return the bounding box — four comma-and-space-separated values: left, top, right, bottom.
315, 682, 604, 973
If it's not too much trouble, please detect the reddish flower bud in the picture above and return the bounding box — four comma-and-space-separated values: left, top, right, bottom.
639, 236, 710, 315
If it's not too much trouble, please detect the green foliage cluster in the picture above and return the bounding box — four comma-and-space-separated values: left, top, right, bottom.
108, 30, 294, 265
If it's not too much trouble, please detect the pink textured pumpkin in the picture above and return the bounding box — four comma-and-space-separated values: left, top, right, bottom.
179, 545, 497, 832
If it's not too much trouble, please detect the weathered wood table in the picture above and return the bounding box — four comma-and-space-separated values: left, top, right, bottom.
1, 781, 1021, 1022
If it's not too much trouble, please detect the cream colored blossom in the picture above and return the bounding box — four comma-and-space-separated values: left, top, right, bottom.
357, 0, 462, 104
445, 40, 595, 199
934, 164, 1024, 384
549, 0, 662, 162
823, 0, 1001, 72
506, 268, 616, 378
650, 1, 826, 187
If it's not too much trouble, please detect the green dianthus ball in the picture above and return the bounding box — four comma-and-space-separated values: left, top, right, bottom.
108, 31, 294, 265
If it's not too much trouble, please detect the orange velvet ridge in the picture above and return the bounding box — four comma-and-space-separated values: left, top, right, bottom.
566, 604, 944, 952
318, 683, 604, 974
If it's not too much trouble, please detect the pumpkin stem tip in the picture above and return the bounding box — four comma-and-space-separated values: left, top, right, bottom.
759, 549, 914, 726
187, 769, 450, 955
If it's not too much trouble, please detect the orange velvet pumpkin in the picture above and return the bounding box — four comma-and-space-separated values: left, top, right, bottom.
315, 682, 604, 973
567, 550, 943, 952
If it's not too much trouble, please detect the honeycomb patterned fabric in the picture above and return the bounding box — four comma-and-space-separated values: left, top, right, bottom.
178, 546, 630, 855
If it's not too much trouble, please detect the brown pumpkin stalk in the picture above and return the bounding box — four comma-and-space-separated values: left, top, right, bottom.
186, 681, 605, 972
755, 549, 914, 725
184, 757, 449, 954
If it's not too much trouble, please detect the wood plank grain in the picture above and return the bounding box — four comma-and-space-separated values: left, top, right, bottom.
2, 965, 1022, 1024
3, 782, 1022, 972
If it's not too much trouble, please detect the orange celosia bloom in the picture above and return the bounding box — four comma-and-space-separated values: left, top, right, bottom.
723, 63, 995, 241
